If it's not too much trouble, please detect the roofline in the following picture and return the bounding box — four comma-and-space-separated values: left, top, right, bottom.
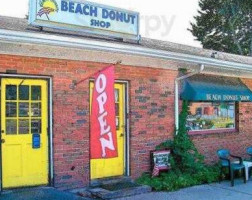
1, 29, 252, 73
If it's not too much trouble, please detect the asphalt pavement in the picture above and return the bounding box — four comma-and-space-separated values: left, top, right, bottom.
0, 187, 91, 200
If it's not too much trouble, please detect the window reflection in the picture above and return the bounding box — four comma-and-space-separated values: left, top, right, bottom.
19, 120, 29, 134
31, 86, 41, 100
5, 83, 43, 135
187, 102, 235, 131
31, 103, 41, 117
31, 119, 41, 134
19, 85, 29, 100
6, 119, 17, 135
115, 89, 119, 102
6, 102, 17, 117
19, 103, 29, 117
6, 85, 17, 100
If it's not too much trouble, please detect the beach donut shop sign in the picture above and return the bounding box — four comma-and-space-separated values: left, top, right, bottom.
29, 0, 140, 40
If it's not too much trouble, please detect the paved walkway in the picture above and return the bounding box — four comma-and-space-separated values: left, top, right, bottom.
117, 179, 252, 200
2, 180, 252, 200
0, 187, 91, 200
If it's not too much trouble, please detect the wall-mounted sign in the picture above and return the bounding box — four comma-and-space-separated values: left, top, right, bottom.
29, 0, 140, 40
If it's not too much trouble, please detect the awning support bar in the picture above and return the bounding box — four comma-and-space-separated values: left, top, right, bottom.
175, 64, 205, 135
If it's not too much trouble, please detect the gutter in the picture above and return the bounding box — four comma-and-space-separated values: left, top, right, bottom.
1, 29, 252, 73
175, 64, 205, 135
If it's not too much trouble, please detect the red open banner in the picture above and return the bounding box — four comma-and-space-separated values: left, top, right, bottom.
90, 65, 118, 159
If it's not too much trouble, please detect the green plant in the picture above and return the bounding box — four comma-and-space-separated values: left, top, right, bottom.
189, 0, 252, 56
172, 101, 205, 173
226, 123, 235, 128
197, 119, 214, 129
136, 167, 220, 191
137, 101, 220, 191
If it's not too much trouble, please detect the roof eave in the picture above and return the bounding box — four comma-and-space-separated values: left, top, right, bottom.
0, 28, 252, 74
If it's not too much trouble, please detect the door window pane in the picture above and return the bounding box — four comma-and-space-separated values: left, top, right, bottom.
116, 117, 119, 130
31, 103, 41, 117
6, 85, 17, 100
19, 85, 29, 100
115, 89, 119, 102
115, 103, 119, 116
19, 103, 29, 117
4, 82, 44, 136
19, 120, 29, 134
6, 119, 17, 135
31, 119, 41, 134
31, 86, 41, 100
187, 102, 235, 131
6, 102, 17, 117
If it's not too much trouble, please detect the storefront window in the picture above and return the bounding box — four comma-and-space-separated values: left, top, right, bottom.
186, 102, 236, 131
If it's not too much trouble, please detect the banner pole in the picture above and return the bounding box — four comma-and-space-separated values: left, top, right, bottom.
70, 60, 122, 89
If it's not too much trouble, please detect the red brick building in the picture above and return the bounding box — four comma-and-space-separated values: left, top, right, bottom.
1, 16, 252, 190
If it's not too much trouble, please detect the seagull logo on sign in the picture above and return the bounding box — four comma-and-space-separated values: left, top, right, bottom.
37, 0, 59, 20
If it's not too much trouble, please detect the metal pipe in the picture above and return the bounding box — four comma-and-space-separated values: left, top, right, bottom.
49, 77, 54, 185
175, 64, 205, 135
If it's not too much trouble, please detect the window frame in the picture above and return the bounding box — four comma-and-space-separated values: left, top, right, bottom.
187, 101, 239, 135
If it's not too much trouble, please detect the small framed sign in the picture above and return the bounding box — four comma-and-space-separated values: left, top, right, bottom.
151, 150, 171, 171
32, 133, 41, 149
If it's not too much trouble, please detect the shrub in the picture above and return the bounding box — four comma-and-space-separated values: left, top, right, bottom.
136, 166, 220, 191
137, 101, 220, 191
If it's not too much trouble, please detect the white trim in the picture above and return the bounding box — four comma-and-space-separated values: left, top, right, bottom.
49, 78, 54, 184
126, 82, 130, 176
1, 29, 252, 73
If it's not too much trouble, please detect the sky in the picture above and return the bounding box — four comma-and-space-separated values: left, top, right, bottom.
0, 0, 202, 47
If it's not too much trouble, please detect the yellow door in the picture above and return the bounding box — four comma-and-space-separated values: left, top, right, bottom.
1, 78, 49, 188
90, 82, 125, 179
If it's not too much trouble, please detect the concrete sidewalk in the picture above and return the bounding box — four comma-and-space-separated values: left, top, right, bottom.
2, 180, 252, 200
0, 187, 92, 200
116, 179, 252, 200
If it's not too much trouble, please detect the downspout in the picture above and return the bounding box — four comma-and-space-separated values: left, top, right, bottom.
175, 64, 205, 135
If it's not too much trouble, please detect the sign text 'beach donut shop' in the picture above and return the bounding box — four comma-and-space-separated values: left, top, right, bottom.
29, 0, 140, 40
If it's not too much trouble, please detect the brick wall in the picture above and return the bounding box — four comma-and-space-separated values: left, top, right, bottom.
191, 102, 252, 164
1, 54, 252, 189
0, 54, 177, 189
129, 68, 176, 178
190, 79, 252, 164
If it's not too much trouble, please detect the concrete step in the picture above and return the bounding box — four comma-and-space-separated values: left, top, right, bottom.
88, 179, 152, 199
69, 188, 94, 199
90, 176, 132, 187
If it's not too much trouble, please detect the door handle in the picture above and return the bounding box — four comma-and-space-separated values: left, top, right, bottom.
1, 139, 5, 143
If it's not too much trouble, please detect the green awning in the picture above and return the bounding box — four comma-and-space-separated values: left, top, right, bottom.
180, 74, 252, 102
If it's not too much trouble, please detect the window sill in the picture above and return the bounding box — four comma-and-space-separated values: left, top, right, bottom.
188, 128, 237, 136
